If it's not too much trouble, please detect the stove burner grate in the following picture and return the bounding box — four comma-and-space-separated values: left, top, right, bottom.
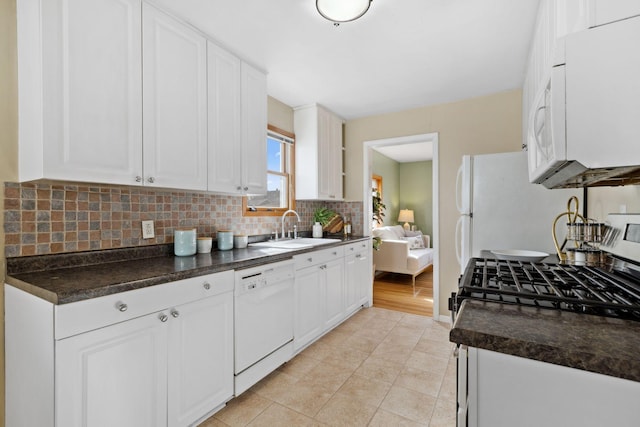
457, 258, 640, 320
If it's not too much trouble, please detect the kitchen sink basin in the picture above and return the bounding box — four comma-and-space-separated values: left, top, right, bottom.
249, 237, 341, 250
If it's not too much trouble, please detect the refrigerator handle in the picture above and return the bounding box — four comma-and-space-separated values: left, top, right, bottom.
455, 164, 463, 213
455, 216, 463, 267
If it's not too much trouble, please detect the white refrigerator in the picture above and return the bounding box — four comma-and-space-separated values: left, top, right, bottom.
455, 151, 582, 274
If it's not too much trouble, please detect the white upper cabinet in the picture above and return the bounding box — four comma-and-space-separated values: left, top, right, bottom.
523, 0, 640, 174
207, 52, 267, 195
19, 0, 143, 185
207, 41, 242, 193
591, 0, 640, 26
142, 4, 208, 191
240, 62, 268, 195
294, 104, 344, 200
18, 0, 264, 194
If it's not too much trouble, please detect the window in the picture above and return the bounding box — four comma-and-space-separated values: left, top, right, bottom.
243, 125, 295, 216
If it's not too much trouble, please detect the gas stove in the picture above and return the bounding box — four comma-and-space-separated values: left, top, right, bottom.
450, 214, 640, 321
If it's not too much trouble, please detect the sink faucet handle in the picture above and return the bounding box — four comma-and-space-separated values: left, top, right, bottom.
293, 224, 298, 239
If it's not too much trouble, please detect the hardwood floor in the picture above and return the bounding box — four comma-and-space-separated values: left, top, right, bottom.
373, 266, 434, 317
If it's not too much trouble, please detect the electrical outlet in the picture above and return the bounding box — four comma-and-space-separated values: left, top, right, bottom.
142, 220, 155, 239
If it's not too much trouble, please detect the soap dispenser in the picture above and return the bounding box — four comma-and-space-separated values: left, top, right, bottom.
312, 222, 323, 238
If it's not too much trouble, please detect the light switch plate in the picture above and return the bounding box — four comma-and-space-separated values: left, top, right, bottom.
142, 220, 155, 239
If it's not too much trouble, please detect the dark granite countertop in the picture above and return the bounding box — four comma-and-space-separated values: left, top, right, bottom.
450, 299, 640, 382
6, 236, 369, 305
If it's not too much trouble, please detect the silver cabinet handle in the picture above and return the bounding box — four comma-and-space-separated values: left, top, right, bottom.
116, 302, 128, 312
203, 282, 211, 290
236, 186, 242, 191
135, 176, 142, 183
356, 254, 361, 258
307, 257, 313, 262
243, 186, 249, 191
332, 251, 337, 255
159, 313, 168, 323
171, 310, 180, 318
349, 247, 354, 251
147, 177, 155, 183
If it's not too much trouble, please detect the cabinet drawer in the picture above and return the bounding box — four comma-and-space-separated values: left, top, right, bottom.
294, 246, 344, 270
343, 240, 370, 255
55, 270, 233, 340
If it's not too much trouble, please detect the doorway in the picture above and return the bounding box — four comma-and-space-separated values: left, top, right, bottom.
362, 133, 440, 320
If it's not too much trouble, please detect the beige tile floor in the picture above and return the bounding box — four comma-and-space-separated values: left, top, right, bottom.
200, 307, 456, 427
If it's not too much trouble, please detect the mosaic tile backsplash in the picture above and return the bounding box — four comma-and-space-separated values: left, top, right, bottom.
4, 182, 363, 257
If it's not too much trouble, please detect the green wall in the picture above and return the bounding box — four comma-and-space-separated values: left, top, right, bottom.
372, 151, 399, 226
400, 161, 433, 237
372, 151, 433, 236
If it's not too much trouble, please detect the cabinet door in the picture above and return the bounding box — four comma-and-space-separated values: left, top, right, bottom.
207, 41, 242, 193
168, 292, 234, 427
241, 62, 267, 194
41, 0, 143, 185
56, 311, 168, 427
355, 247, 372, 306
344, 254, 359, 315
316, 107, 332, 199
345, 246, 371, 314
593, 0, 640, 26
143, 4, 208, 191
324, 257, 345, 330
328, 112, 344, 200
294, 265, 324, 351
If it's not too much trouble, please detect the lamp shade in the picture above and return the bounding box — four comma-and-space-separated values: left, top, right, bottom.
398, 209, 414, 224
316, 0, 372, 23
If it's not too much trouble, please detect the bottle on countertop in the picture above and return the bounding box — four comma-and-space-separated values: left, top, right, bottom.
344, 216, 352, 237
312, 222, 323, 238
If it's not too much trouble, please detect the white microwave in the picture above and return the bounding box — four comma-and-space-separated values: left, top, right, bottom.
527, 15, 640, 189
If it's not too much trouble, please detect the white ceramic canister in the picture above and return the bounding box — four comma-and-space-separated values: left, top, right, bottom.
174, 228, 197, 256
217, 230, 234, 250
234, 234, 248, 249
197, 236, 213, 253
312, 222, 323, 238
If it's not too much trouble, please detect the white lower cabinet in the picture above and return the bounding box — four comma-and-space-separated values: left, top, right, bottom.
5, 270, 234, 427
167, 293, 234, 427
344, 241, 372, 315
462, 347, 640, 427
293, 247, 345, 352
293, 243, 372, 353
56, 310, 170, 427
323, 257, 346, 331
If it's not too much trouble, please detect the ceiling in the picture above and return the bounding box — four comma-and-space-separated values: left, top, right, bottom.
149, 0, 540, 120
374, 142, 433, 163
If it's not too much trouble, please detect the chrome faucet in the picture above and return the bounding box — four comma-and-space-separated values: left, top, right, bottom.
281, 209, 301, 240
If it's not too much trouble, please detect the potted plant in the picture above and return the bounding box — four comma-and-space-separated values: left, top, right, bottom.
372, 190, 386, 250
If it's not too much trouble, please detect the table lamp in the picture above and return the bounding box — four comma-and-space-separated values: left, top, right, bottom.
398, 209, 414, 231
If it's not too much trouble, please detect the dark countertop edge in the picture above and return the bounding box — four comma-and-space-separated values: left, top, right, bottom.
449, 300, 640, 383
5, 236, 370, 305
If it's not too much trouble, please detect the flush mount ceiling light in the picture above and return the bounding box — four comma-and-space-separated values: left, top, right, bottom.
316, 0, 372, 25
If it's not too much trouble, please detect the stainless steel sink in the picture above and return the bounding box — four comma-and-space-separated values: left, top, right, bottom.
249, 237, 341, 250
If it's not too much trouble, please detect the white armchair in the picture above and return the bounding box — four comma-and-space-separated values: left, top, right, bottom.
372, 225, 434, 294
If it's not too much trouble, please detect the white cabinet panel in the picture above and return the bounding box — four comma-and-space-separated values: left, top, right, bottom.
240, 62, 268, 194
294, 104, 344, 200
593, 0, 640, 26
28, 0, 143, 185
207, 41, 242, 193
142, 3, 208, 191
294, 264, 324, 351
56, 311, 169, 427
168, 293, 234, 427
345, 241, 372, 314
324, 257, 345, 329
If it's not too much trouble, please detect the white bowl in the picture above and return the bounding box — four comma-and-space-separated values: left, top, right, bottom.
490, 249, 549, 262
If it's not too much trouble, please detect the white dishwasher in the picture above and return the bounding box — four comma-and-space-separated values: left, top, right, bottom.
234, 259, 294, 395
